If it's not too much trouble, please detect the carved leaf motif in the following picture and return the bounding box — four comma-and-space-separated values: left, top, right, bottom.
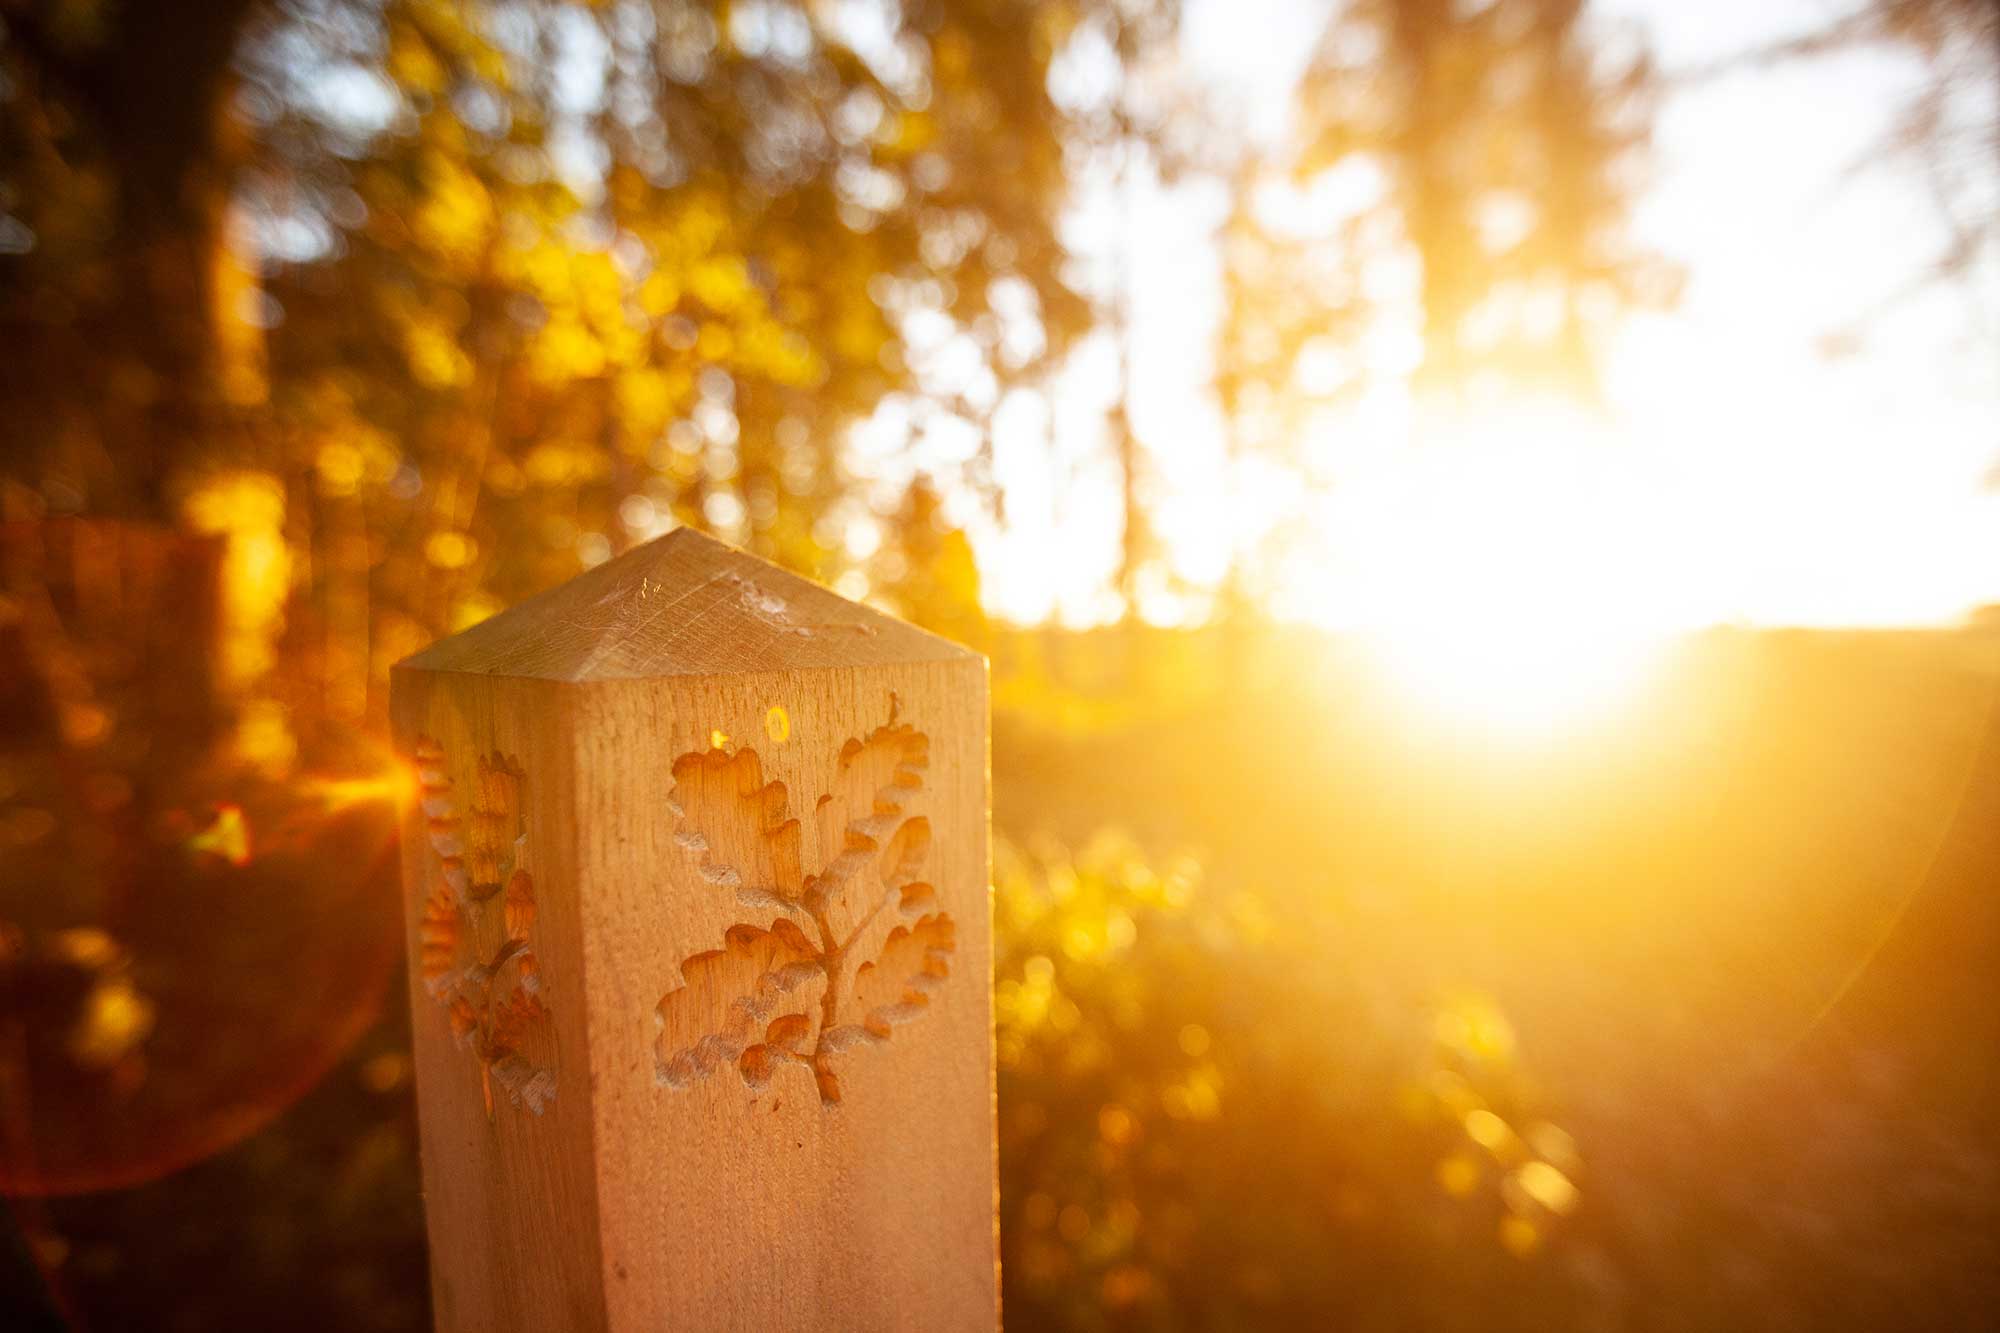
848, 914, 956, 1039
503, 868, 535, 942
416, 738, 471, 904
466, 760, 523, 901
669, 748, 805, 916
410, 736, 555, 1116
654, 920, 825, 1090
810, 724, 928, 922
660, 719, 955, 1107
489, 1054, 557, 1116
417, 886, 460, 988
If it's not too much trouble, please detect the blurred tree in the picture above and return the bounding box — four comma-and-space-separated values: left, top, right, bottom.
1214, 0, 1672, 608
0, 0, 265, 514
875, 476, 989, 648
1040, 0, 1184, 619
1222, 0, 1668, 404
1715, 0, 1998, 344
0, 0, 1098, 736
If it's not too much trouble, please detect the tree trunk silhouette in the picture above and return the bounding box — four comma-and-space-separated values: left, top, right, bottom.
1, 1, 262, 517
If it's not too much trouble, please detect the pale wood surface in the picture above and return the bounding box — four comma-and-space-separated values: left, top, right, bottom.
400, 526, 970, 681
393, 529, 994, 1332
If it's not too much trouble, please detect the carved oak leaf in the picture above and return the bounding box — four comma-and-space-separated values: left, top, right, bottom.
485, 988, 555, 1115
417, 887, 460, 985
411, 737, 554, 1117
810, 725, 929, 923
849, 914, 957, 1038
466, 760, 524, 903
669, 748, 805, 918
654, 919, 826, 1091
660, 720, 955, 1107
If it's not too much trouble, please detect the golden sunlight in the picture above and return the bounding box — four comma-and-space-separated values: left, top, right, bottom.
1313, 403, 1681, 734
1361, 607, 1667, 735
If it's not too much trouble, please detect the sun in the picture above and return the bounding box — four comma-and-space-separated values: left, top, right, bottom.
1360, 595, 1668, 736
1302, 402, 1685, 735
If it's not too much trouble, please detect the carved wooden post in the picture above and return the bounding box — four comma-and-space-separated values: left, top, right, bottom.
391, 529, 994, 1330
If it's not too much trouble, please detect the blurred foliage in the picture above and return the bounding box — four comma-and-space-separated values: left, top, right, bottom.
0, 521, 406, 1201
0, 0, 1114, 743
2, 1018, 429, 1332
993, 829, 1590, 1331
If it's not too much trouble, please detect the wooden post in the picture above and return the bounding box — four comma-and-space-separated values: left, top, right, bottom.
391, 529, 994, 1330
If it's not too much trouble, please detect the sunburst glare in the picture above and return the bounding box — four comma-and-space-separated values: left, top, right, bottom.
1305, 402, 1684, 733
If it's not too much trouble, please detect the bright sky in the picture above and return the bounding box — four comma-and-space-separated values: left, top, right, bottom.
967, 0, 2000, 630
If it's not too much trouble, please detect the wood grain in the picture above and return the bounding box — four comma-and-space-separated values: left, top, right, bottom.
392, 529, 995, 1331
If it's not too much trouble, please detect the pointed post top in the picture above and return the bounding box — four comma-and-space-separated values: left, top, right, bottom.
397, 528, 979, 683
